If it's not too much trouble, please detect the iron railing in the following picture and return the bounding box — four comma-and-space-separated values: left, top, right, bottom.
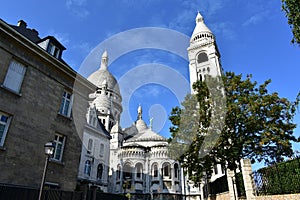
253, 157, 300, 195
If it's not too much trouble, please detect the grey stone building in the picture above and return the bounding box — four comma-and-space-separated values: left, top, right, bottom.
0, 19, 96, 191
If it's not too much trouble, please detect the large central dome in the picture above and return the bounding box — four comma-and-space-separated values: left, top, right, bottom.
88, 68, 120, 95
87, 50, 123, 127
87, 50, 120, 96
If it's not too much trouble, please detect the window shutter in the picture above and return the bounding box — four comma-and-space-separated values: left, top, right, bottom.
3, 60, 26, 93
67, 94, 74, 117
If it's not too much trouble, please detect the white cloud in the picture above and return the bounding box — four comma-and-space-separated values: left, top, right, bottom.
211, 22, 237, 40
242, 10, 270, 27
133, 85, 163, 98
47, 30, 70, 45
66, 0, 87, 8
72, 42, 93, 55
66, 0, 90, 19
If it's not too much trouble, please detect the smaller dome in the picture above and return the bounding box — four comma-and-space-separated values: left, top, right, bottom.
136, 119, 148, 132
125, 128, 166, 142
111, 121, 121, 133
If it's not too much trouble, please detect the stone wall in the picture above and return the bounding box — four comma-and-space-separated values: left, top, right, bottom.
256, 194, 300, 200
0, 19, 95, 191
208, 192, 230, 200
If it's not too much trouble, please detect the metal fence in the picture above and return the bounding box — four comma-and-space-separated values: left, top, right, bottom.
235, 172, 245, 198
253, 157, 300, 195
209, 175, 229, 196
130, 193, 184, 200
0, 183, 127, 200
0, 184, 83, 200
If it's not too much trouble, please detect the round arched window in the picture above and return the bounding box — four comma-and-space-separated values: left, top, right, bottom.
197, 52, 208, 63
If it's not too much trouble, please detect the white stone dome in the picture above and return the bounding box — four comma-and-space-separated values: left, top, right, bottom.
135, 119, 148, 132
88, 69, 120, 96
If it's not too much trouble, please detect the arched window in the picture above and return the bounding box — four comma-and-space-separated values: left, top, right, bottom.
117, 165, 121, 180
197, 52, 208, 63
87, 139, 93, 154
199, 73, 203, 82
100, 143, 104, 157
123, 163, 132, 180
162, 163, 171, 178
97, 164, 104, 180
84, 160, 91, 176
93, 117, 96, 127
152, 164, 158, 178
135, 163, 143, 179
174, 163, 179, 178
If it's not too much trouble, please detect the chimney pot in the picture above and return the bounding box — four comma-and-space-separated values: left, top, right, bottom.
17, 20, 27, 28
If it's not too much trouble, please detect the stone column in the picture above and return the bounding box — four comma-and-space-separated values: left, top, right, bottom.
171, 166, 175, 192
241, 159, 256, 200
145, 154, 150, 193
227, 169, 238, 200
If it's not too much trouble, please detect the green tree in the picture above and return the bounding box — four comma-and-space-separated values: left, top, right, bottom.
168, 72, 300, 182
281, 0, 300, 44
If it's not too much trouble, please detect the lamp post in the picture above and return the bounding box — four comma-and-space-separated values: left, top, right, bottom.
38, 142, 55, 200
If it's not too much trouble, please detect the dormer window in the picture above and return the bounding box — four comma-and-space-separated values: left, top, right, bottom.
37, 36, 66, 60
47, 43, 60, 58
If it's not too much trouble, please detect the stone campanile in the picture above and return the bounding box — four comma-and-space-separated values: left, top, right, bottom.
187, 12, 223, 93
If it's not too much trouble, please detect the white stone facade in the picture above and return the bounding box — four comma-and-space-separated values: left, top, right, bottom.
109, 106, 182, 194
78, 106, 111, 192
80, 11, 225, 199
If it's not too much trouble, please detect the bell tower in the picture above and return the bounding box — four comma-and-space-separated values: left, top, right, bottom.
187, 12, 223, 93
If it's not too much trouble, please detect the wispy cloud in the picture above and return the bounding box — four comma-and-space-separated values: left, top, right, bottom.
211, 22, 237, 40
66, 0, 89, 19
242, 10, 271, 27
133, 84, 163, 98
168, 0, 198, 34
47, 30, 70, 45
72, 42, 93, 55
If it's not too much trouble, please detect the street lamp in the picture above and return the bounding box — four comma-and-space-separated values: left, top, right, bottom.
38, 142, 55, 200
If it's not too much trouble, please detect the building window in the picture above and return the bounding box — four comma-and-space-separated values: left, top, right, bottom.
221, 164, 225, 174
52, 134, 66, 162
97, 164, 103, 180
87, 139, 93, 154
100, 143, 104, 157
214, 164, 218, 175
59, 91, 73, 117
162, 163, 171, 178
93, 117, 96, 127
174, 163, 179, 178
197, 52, 208, 63
153, 164, 158, 178
123, 163, 132, 179
84, 160, 91, 176
3, 59, 26, 93
47, 43, 60, 58
117, 165, 121, 180
0, 112, 11, 147
136, 163, 143, 179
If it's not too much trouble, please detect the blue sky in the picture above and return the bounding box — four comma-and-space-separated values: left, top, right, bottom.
1, 0, 299, 161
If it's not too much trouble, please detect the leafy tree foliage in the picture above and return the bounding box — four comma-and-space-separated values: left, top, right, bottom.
168, 72, 300, 182
281, 0, 300, 44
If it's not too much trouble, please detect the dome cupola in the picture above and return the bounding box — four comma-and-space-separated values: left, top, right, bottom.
190, 12, 215, 47
87, 50, 123, 128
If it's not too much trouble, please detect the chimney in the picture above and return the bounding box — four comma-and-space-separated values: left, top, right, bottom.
17, 20, 27, 28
